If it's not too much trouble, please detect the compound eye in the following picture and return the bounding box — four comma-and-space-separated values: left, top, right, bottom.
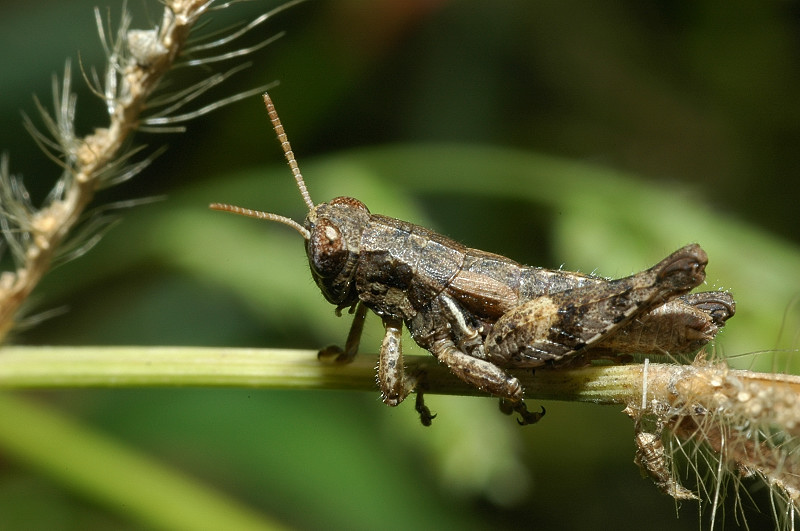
308, 218, 347, 277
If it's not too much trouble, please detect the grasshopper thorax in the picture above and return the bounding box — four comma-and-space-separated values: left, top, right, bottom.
305, 197, 370, 308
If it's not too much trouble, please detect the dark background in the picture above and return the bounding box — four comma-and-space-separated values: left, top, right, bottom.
0, 1, 798, 529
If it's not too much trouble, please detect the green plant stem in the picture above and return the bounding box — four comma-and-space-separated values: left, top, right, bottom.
3, 346, 799, 507
0, 345, 642, 403
3, 346, 799, 408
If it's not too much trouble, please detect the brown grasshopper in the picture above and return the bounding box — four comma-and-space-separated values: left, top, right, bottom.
211, 93, 735, 425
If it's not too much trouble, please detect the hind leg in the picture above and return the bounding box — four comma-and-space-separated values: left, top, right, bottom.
485, 244, 708, 366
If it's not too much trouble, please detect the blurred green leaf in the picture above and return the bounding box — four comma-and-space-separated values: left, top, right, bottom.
0, 392, 285, 530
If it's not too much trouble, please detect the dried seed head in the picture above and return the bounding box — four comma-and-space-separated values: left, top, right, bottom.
632, 354, 800, 527
127, 29, 168, 67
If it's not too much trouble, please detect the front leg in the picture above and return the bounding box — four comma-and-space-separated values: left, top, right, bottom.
378, 316, 435, 425
318, 302, 368, 363
378, 316, 409, 405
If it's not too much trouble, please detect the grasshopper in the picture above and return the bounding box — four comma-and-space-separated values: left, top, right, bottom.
211, 93, 735, 425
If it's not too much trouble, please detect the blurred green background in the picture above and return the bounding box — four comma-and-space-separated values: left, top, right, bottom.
1, 0, 799, 529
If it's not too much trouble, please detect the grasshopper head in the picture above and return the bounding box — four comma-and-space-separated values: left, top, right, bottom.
305, 197, 370, 308
210, 92, 367, 312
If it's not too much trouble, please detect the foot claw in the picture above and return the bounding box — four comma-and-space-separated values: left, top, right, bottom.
499, 399, 545, 425
317, 345, 353, 364
415, 392, 436, 426
515, 403, 546, 426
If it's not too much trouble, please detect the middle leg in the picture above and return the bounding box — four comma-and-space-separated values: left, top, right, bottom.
430, 337, 544, 425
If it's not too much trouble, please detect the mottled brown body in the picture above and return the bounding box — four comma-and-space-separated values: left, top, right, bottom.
211, 93, 735, 425
306, 198, 734, 424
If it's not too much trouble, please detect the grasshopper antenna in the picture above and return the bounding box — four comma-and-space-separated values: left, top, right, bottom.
208, 203, 310, 240
262, 92, 315, 212
209, 92, 313, 240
